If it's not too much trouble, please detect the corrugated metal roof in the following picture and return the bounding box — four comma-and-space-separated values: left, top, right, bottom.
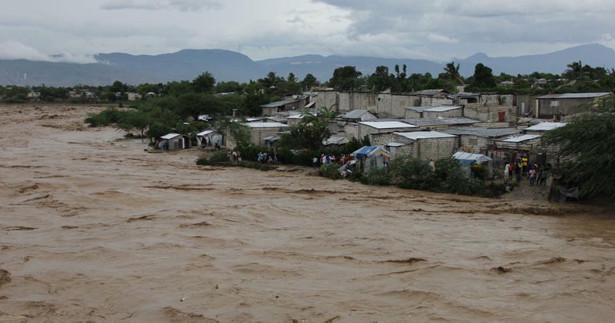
501, 134, 542, 143
525, 122, 566, 132
161, 133, 181, 140
394, 131, 457, 140
537, 92, 611, 99
245, 122, 288, 128
245, 117, 265, 122
287, 114, 305, 119
386, 142, 406, 147
261, 99, 300, 108
403, 117, 480, 127
453, 151, 492, 163
442, 127, 521, 138
359, 121, 417, 129
407, 106, 461, 113
343, 110, 371, 119
323, 136, 349, 145
197, 130, 215, 136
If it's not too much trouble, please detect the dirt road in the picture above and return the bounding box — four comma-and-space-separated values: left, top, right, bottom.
1, 104, 614, 322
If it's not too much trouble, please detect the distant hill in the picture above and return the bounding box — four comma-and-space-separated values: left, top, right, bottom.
458, 43, 615, 76
1, 43, 614, 86
256, 55, 444, 82
0, 59, 150, 87
95, 49, 264, 83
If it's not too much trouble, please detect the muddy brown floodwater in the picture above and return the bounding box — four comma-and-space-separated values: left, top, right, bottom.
1, 104, 614, 322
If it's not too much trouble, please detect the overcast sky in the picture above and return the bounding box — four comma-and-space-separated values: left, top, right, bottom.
2, 0, 615, 63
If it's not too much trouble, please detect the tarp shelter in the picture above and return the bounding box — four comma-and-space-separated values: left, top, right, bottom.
453, 151, 493, 178
351, 146, 390, 172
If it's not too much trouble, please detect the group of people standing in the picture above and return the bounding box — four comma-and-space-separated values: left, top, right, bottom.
313, 154, 353, 167
504, 156, 549, 186
257, 151, 277, 163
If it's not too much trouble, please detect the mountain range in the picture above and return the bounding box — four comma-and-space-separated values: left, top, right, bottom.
1, 43, 614, 87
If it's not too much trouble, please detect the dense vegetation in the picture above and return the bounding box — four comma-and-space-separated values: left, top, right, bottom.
542, 96, 615, 199
317, 155, 506, 198
2, 60, 615, 104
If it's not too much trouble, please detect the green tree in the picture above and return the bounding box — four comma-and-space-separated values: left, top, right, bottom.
467, 63, 496, 91
243, 81, 268, 116
329, 66, 362, 91
302, 73, 318, 90
542, 95, 615, 198
117, 109, 151, 141
279, 113, 331, 150
193, 72, 216, 93
367, 65, 392, 92
215, 81, 242, 93
443, 62, 463, 85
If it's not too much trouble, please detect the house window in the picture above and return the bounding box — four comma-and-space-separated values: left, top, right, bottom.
550, 100, 560, 107
469, 138, 478, 145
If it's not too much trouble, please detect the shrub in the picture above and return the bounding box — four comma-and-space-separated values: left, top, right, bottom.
319, 163, 342, 179
196, 157, 212, 166
84, 108, 126, 127
390, 156, 437, 190
481, 182, 508, 198
209, 151, 230, 163
471, 163, 487, 180
361, 167, 391, 185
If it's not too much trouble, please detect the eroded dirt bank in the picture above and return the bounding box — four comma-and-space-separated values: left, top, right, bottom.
1, 104, 614, 322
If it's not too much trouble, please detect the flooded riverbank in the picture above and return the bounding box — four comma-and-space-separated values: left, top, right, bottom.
1, 105, 614, 322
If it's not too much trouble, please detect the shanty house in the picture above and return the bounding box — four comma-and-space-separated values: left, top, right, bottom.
245, 122, 288, 147
536, 92, 611, 118
404, 106, 463, 119
261, 98, 303, 116
286, 114, 305, 127
378, 131, 457, 160
159, 133, 190, 150
524, 122, 566, 133
494, 134, 547, 165
403, 117, 480, 130
196, 130, 222, 147
357, 120, 418, 139
442, 127, 521, 155
341, 110, 377, 122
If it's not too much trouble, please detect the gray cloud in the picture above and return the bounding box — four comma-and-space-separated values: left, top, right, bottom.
101, 0, 222, 11
313, 0, 615, 47
1, 0, 615, 64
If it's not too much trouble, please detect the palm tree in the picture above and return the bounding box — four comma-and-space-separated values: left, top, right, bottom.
318, 106, 337, 120
564, 61, 584, 80
444, 62, 463, 85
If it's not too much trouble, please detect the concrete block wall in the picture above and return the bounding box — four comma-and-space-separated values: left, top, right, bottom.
423, 109, 463, 118
315, 91, 338, 110
404, 110, 422, 119
370, 133, 401, 146
464, 105, 515, 123
376, 94, 418, 118
458, 135, 489, 154
416, 137, 457, 161
343, 123, 359, 139
420, 97, 454, 107
249, 128, 281, 146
